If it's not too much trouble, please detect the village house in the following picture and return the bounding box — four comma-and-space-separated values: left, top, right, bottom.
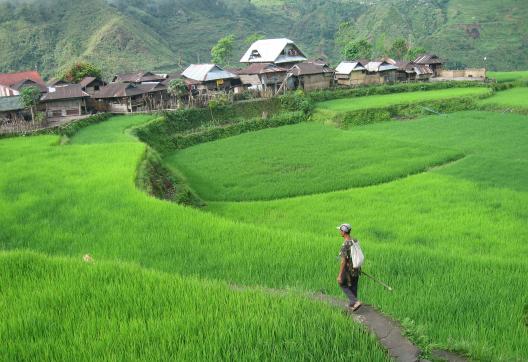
240, 38, 307, 68
335, 60, 397, 86
236, 63, 288, 93
181, 64, 238, 94
413, 54, 443, 77
40, 84, 90, 118
0, 96, 25, 123
384, 59, 433, 82
334, 61, 367, 86
0, 71, 47, 97
79, 76, 107, 95
287, 61, 335, 91
92, 82, 168, 113
112, 72, 166, 84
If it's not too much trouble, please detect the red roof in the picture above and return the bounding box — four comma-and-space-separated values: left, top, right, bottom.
0, 71, 46, 87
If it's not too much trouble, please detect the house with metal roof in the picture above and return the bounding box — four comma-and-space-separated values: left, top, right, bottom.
288, 61, 335, 91
0, 71, 47, 97
413, 54, 444, 77
93, 82, 168, 113
181, 64, 238, 94
79, 77, 107, 95
236, 63, 288, 92
0, 96, 25, 123
335, 61, 368, 86
240, 38, 307, 68
112, 72, 166, 84
40, 84, 90, 118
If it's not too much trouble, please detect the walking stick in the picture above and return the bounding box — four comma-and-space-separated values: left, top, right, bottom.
361, 270, 394, 292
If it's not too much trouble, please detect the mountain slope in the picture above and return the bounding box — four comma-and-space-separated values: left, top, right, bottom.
0, 0, 526, 78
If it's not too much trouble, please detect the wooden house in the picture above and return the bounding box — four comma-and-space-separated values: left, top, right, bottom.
335, 61, 367, 86
361, 61, 398, 84
181, 64, 238, 94
240, 38, 307, 68
0, 71, 47, 97
92, 82, 168, 113
0, 96, 25, 123
288, 61, 335, 91
79, 77, 107, 95
236, 63, 288, 92
413, 54, 443, 77
40, 84, 90, 118
386, 60, 433, 82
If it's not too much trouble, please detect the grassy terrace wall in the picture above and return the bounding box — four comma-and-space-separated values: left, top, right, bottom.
134, 97, 307, 155
338, 97, 481, 128
306, 80, 491, 103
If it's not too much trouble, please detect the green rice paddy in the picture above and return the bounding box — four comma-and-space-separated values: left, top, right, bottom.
315, 87, 489, 112
1, 90, 527, 360
488, 70, 528, 83
478, 86, 528, 108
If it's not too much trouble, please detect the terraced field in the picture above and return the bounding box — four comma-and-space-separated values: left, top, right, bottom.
478, 86, 528, 108
1, 90, 527, 360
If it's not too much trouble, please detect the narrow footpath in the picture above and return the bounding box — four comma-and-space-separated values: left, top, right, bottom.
311, 292, 467, 362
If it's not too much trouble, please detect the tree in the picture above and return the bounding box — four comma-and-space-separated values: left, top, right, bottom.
244, 33, 264, 46
61, 62, 102, 83
167, 79, 188, 108
406, 46, 427, 61
342, 39, 372, 60
211, 35, 235, 65
19, 86, 41, 123
389, 38, 409, 60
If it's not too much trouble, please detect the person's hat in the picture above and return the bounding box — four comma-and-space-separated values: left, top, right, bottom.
336, 223, 352, 233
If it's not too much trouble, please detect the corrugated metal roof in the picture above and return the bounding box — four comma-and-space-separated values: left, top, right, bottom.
365, 61, 398, 72
181, 64, 237, 82
40, 84, 89, 101
93, 83, 146, 99
289, 62, 335, 76
238, 63, 287, 75
0, 96, 24, 112
93, 82, 166, 99
113, 72, 166, 83
240, 38, 307, 64
335, 62, 366, 75
413, 54, 443, 65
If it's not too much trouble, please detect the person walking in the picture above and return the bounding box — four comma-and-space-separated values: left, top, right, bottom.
336, 223, 362, 311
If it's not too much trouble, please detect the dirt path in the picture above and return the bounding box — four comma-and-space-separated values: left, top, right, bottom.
231, 284, 466, 362
311, 292, 467, 362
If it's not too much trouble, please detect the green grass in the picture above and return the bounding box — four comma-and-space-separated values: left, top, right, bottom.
478, 87, 528, 108
488, 71, 528, 83
1, 111, 527, 360
1, 251, 389, 361
165, 122, 463, 201
69, 114, 152, 144
315, 88, 490, 113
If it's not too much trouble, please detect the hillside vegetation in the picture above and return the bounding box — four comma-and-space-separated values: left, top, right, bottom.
0, 0, 527, 77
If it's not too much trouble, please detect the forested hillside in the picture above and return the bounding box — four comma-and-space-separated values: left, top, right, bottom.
0, 0, 526, 78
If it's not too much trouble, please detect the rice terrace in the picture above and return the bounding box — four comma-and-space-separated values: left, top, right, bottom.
1, 1, 528, 361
